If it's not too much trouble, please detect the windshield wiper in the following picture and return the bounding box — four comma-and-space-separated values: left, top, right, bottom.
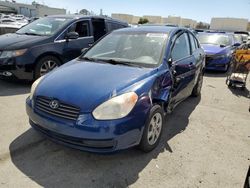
24, 32, 43, 36
100, 59, 141, 67
81, 56, 97, 62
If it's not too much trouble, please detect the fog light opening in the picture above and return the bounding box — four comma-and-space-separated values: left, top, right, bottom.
2, 71, 12, 77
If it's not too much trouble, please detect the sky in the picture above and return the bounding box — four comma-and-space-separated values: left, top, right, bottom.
16, 0, 250, 23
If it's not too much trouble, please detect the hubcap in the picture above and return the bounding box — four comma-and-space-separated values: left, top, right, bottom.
40, 60, 58, 76
147, 112, 162, 145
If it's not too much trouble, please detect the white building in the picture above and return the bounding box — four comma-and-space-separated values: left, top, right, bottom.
0, 1, 66, 17
111, 13, 198, 28
210, 17, 249, 31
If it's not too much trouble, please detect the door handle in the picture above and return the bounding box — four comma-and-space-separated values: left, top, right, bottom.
88, 43, 93, 47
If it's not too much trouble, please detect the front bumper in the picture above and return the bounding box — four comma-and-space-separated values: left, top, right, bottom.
205, 55, 231, 71
26, 98, 146, 153
0, 57, 34, 80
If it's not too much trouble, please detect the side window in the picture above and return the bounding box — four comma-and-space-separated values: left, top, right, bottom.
171, 33, 190, 62
189, 33, 197, 53
67, 21, 90, 38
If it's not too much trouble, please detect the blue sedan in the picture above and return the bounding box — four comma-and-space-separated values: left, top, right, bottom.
197, 33, 240, 71
26, 26, 205, 153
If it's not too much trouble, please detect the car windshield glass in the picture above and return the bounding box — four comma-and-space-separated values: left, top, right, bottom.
198, 34, 232, 46
234, 34, 243, 43
16, 17, 72, 36
82, 32, 168, 67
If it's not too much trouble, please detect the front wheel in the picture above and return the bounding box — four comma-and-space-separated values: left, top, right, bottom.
34, 56, 61, 79
139, 105, 164, 152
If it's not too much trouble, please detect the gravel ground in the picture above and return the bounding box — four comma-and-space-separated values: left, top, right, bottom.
0, 72, 249, 188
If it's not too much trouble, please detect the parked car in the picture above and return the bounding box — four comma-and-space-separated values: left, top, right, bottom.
197, 32, 240, 71
26, 26, 205, 153
0, 15, 128, 80
234, 31, 249, 43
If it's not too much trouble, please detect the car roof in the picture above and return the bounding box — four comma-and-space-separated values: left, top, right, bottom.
47, 14, 127, 24
114, 26, 183, 34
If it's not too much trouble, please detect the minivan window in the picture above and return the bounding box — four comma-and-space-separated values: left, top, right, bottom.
17, 17, 72, 36
83, 32, 168, 67
172, 33, 190, 61
68, 21, 90, 38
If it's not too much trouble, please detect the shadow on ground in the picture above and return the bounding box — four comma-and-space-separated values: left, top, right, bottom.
204, 70, 228, 78
0, 79, 31, 96
228, 86, 250, 99
9, 96, 200, 187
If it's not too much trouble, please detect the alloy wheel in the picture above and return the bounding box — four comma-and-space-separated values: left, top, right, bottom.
147, 112, 162, 145
40, 60, 58, 76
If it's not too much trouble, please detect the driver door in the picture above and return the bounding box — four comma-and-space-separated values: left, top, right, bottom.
55, 20, 94, 62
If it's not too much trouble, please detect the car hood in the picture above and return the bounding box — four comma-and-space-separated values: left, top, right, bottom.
201, 44, 229, 55
36, 60, 157, 112
0, 33, 50, 50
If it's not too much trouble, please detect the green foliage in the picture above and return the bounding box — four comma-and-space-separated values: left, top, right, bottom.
138, 18, 149, 24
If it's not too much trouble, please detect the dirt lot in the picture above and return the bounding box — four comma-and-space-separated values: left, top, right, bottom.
0, 73, 249, 188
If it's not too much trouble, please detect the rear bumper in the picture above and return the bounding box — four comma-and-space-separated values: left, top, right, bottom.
26, 98, 146, 153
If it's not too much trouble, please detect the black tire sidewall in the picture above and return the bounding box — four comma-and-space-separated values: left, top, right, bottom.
139, 104, 164, 152
192, 72, 203, 97
34, 56, 61, 79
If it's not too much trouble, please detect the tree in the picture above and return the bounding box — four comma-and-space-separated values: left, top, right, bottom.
138, 18, 149, 24
79, 9, 91, 15
196, 22, 210, 29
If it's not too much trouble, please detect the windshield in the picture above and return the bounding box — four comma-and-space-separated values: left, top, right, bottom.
83, 32, 168, 67
16, 17, 71, 36
197, 34, 232, 46
234, 34, 243, 43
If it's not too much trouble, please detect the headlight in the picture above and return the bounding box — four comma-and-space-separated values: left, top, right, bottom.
0, 49, 27, 59
92, 92, 138, 120
30, 76, 44, 100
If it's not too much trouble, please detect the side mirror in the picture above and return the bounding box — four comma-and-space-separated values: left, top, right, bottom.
65, 32, 79, 41
81, 48, 88, 54
233, 42, 241, 47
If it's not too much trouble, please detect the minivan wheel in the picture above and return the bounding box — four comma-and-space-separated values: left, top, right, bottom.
192, 73, 203, 97
34, 56, 61, 79
139, 105, 164, 152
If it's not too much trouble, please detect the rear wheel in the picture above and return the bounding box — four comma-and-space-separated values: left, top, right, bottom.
34, 56, 61, 79
139, 105, 164, 152
192, 73, 203, 97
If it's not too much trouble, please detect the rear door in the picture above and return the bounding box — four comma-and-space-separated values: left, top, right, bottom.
55, 20, 94, 62
170, 32, 196, 103
188, 32, 204, 89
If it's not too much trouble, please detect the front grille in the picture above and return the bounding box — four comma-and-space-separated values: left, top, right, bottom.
206, 55, 214, 62
35, 96, 80, 121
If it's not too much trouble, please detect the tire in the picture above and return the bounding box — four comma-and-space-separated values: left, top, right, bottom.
34, 56, 61, 79
192, 73, 203, 97
139, 105, 164, 152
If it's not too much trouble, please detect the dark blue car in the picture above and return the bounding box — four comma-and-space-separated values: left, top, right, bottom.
197, 33, 241, 71
0, 15, 128, 80
26, 26, 205, 153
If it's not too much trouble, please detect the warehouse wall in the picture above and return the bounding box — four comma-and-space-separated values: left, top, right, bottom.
210, 17, 248, 31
